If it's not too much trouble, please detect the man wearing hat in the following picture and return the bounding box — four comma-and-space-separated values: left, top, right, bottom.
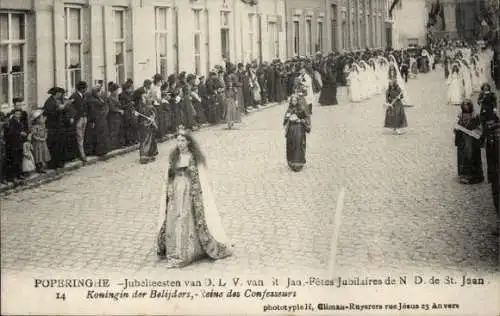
69, 81, 89, 161
43, 87, 72, 169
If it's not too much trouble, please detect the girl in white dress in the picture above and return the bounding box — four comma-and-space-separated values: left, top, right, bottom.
470, 56, 481, 93
378, 56, 390, 92
348, 63, 362, 103
458, 60, 473, 99
369, 58, 382, 95
360, 60, 375, 98
446, 63, 464, 105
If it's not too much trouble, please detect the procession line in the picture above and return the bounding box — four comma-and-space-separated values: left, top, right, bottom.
328, 187, 346, 277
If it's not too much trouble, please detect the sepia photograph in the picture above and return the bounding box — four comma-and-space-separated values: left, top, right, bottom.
0, 0, 499, 314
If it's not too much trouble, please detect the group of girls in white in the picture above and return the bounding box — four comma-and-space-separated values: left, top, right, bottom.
446, 48, 494, 105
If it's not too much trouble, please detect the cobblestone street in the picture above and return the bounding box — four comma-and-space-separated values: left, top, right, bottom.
1, 69, 498, 277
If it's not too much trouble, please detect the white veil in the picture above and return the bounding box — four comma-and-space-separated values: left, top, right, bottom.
388, 60, 412, 106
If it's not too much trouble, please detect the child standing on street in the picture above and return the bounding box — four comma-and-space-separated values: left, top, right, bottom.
384, 78, 408, 135
22, 133, 35, 177
31, 110, 51, 173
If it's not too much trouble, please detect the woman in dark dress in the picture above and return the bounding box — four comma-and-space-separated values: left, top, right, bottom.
107, 83, 124, 150
86, 87, 110, 157
242, 64, 254, 111
454, 99, 484, 184
318, 59, 338, 106
135, 92, 159, 164
384, 78, 408, 135
274, 63, 287, 103
283, 94, 311, 172
4, 108, 28, 181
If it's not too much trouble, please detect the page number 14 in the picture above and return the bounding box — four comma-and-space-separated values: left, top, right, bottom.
56, 292, 66, 301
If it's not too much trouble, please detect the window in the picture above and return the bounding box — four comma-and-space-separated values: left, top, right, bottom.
268, 22, 279, 59
305, 19, 312, 56
0, 12, 26, 109
220, 11, 230, 61
341, 11, 347, 50
113, 9, 126, 85
63, 7, 82, 95
194, 9, 201, 74
155, 7, 169, 78
248, 14, 254, 60
316, 21, 323, 52
293, 20, 299, 56
331, 4, 338, 52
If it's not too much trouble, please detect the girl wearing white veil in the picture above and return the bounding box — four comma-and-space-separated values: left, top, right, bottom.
421, 49, 434, 71
378, 56, 389, 92
409, 56, 418, 78
446, 62, 464, 105
369, 58, 382, 94
360, 60, 375, 98
457, 59, 472, 99
348, 63, 362, 103
470, 56, 481, 93
387, 58, 413, 106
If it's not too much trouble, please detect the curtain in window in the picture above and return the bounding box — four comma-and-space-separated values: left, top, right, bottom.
68, 9, 80, 40
11, 14, 24, 40
0, 14, 8, 41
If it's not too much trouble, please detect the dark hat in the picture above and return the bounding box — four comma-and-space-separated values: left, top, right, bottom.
167, 74, 177, 83
76, 81, 88, 90
47, 87, 65, 95
12, 97, 23, 104
122, 82, 132, 90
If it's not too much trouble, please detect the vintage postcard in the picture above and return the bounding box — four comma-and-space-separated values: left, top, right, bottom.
0, 0, 499, 315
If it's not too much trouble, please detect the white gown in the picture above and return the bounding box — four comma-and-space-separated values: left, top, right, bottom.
446, 71, 464, 105
348, 66, 362, 103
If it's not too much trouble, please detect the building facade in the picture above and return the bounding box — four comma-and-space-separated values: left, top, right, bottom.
0, 0, 286, 111
284, 0, 387, 57
389, 0, 428, 49
389, 0, 490, 49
